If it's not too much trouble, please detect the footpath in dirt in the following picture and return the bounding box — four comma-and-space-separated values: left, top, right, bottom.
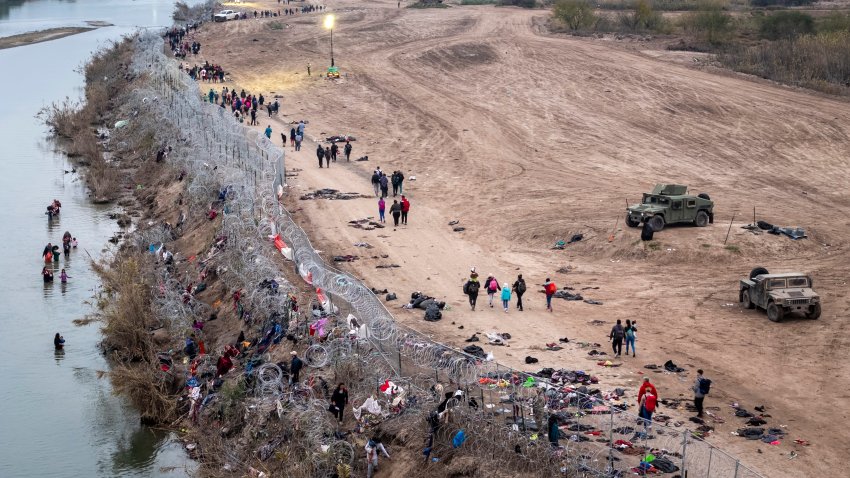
188, 1, 850, 476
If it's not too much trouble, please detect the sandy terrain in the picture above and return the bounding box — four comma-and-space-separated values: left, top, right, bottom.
192, 2, 850, 476
0, 26, 96, 50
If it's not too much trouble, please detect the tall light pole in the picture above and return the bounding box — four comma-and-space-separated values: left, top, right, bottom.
323, 14, 335, 67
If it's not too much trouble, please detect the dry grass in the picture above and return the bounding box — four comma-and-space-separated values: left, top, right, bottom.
110, 364, 179, 424
94, 256, 157, 362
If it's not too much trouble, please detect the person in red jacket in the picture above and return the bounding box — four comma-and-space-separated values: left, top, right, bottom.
637, 377, 658, 406
640, 389, 657, 429
543, 278, 557, 312
400, 195, 410, 225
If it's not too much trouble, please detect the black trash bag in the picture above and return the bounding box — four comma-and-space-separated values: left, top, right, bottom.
736, 427, 765, 440
424, 304, 442, 322
652, 458, 680, 473
757, 220, 774, 231
525, 356, 539, 364
385, 293, 397, 301
641, 223, 654, 241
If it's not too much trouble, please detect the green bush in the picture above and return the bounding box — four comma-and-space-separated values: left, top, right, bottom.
681, 7, 734, 44
619, 0, 668, 32
759, 11, 814, 40
553, 0, 597, 30
500, 0, 537, 7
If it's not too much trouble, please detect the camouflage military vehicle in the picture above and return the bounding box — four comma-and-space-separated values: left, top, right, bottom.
740, 267, 821, 321
626, 184, 714, 231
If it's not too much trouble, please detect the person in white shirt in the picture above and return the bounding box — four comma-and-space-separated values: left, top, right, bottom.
365, 436, 390, 478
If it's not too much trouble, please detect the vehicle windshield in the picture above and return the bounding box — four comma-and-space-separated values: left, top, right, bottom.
643, 195, 669, 206
787, 277, 810, 287
767, 278, 786, 289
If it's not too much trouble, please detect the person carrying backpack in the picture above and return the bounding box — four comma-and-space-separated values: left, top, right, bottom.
463, 274, 480, 311
693, 369, 711, 418
513, 274, 527, 311
485, 275, 501, 308
609, 319, 625, 357
543, 278, 557, 312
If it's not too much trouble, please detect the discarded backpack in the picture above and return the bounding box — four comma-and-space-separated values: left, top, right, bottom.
424, 304, 442, 322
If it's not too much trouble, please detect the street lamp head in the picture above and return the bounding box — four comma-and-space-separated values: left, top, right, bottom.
323, 14, 335, 30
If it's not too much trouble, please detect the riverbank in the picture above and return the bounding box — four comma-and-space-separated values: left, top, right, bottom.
0, 26, 97, 49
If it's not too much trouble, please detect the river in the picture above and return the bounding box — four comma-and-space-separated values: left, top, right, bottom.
0, 2, 199, 477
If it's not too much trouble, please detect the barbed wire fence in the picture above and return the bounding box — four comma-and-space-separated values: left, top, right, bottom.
126, 31, 764, 478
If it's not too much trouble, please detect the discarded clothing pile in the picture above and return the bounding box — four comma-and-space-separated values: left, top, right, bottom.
553, 234, 584, 249
332, 255, 358, 262
553, 289, 583, 300
755, 220, 807, 240
300, 189, 367, 200
487, 332, 511, 345
463, 345, 487, 359
405, 292, 446, 311
325, 134, 356, 143
735, 427, 765, 440
663, 360, 685, 373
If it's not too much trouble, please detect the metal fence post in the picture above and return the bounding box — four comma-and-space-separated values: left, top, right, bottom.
681, 430, 688, 475
608, 405, 615, 471
734, 460, 740, 478
706, 447, 713, 478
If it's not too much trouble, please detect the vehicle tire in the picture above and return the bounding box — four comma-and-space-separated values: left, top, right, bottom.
767, 302, 784, 322
694, 211, 709, 227
625, 215, 640, 228
807, 303, 821, 320
749, 267, 769, 280
741, 290, 754, 309
698, 193, 711, 200
640, 224, 654, 241
648, 215, 665, 232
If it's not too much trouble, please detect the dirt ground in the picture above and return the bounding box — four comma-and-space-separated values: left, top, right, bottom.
193, 2, 850, 476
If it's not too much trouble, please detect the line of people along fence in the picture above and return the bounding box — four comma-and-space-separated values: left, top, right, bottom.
130, 30, 764, 478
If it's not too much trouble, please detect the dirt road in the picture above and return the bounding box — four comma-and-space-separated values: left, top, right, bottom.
195, 2, 850, 475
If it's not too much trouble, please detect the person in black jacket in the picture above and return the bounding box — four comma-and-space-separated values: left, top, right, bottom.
391, 171, 402, 196
330, 143, 339, 162
330, 383, 349, 423
290, 351, 304, 384
317, 144, 326, 168
344, 141, 352, 161
513, 274, 527, 311
463, 275, 480, 311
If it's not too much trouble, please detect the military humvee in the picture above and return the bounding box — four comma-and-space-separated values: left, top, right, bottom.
626, 184, 714, 231
740, 267, 821, 321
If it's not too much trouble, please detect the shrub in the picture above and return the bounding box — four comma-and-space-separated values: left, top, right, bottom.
720, 31, 850, 95
681, 6, 734, 44
553, 0, 597, 30
759, 11, 814, 40
818, 13, 850, 34
461, 0, 498, 4
619, 0, 668, 32
749, 0, 813, 7
500, 0, 537, 7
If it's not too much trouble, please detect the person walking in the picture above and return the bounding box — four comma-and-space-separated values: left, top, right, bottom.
344, 141, 352, 161
365, 436, 390, 478
400, 195, 410, 224
378, 197, 386, 223
624, 320, 637, 357
317, 144, 326, 168
264, 125, 272, 139
389, 200, 402, 227
324, 146, 332, 167
249, 108, 257, 125
463, 273, 480, 311
295, 132, 302, 151
330, 142, 338, 162
289, 351, 304, 384
543, 278, 556, 312
500, 283, 511, 313
307, 62, 311, 76
609, 319, 625, 357
693, 369, 710, 418
391, 171, 402, 196
485, 275, 501, 308
290, 127, 296, 147
371, 170, 381, 197
379, 173, 389, 198
513, 274, 526, 311
637, 377, 658, 408
640, 388, 657, 430
330, 382, 349, 423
